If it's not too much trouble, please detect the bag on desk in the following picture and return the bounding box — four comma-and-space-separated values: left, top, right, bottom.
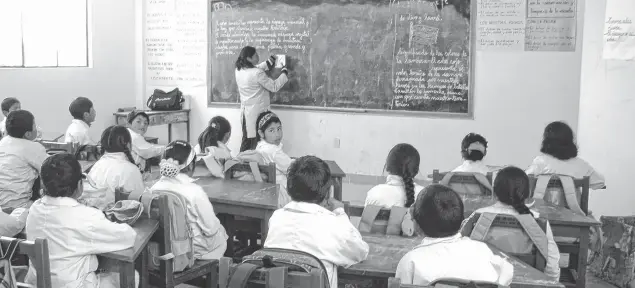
147, 88, 184, 111
589, 216, 635, 288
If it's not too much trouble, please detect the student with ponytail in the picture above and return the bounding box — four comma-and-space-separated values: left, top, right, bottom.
365, 143, 423, 208
235, 46, 289, 152
468, 166, 561, 281
194, 116, 232, 177
150, 140, 228, 260
86, 125, 145, 207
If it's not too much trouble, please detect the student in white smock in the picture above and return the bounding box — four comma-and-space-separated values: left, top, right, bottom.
234, 46, 289, 152
453, 133, 491, 175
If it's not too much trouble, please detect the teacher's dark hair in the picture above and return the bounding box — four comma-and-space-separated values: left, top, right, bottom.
540, 121, 578, 160
235, 46, 257, 71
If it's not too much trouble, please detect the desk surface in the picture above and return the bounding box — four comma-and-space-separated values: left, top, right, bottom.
462, 195, 600, 227
99, 218, 159, 262
343, 234, 563, 288
194, 178, 279, 210
325, 160, 345, 178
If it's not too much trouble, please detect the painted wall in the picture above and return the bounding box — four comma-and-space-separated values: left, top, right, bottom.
577, 0, 635, 216
0, 0, 138, 141
147, 1, 586, 179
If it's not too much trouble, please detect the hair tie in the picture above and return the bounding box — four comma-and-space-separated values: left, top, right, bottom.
211, 122, 217, 129
258, 112, 277, 130
159, 159, 181, 178
467, 142, 485, 153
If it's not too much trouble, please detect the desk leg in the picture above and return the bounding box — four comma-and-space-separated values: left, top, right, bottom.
576, 227, 590, 288
168, 123, 172, 143
333, 177, 343, 201
140, 247, 149, 288
186, 120, 190, 143
120, 261, 136, 288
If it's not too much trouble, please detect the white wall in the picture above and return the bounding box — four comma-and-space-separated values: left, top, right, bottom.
578, 0, 635, 216
149, 2, 586, 178
0, 0, 138, 141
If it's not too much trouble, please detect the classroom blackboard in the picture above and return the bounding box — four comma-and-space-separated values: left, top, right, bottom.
208, 0, 473, 116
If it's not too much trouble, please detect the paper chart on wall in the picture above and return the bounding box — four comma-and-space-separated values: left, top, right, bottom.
145, 0, 208, 87
603, 0, 635, 60
477, 0, 577, 52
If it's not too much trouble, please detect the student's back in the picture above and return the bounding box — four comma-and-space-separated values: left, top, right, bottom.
25, 153, 137, 288
453, 133, 490, 175
365, 143, 423, 208
396, 184, 513, 286
149, 140, 228, 260
264, 156, 369, 288
0, 110, 48, 209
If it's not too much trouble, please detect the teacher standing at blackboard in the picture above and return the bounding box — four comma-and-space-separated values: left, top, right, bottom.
235, 46, 289, 152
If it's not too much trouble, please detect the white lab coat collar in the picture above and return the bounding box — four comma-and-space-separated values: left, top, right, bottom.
282, 201, 334, 216
72, 118, 91, 128
100, 152, 131, 162
416, 233, 463, 248
40, 196, 81, 207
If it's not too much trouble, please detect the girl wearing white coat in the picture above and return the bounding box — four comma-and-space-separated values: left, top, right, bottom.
235, 46, 289, 152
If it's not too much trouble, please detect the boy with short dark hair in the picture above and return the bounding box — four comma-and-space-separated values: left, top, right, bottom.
24, 153, 138, 288
264, 156, 369, 288
395, 184, 513, 286
65, 97, 96, 145
0, 110, 49, 209
0, 97, 21, 136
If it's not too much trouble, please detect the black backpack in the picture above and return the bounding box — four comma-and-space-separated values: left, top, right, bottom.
226, 248, 330, 288
147, 88, 184, 111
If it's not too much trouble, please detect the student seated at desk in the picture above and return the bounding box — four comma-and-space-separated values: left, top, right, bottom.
526, 121, 605, 190
25, 153, 138, 288
453, 133, 490, 175
466, 166, 560, 281
0, 110, 49, 209
264, 156, 369, 288
255, 111, 294, 206
127, 110, 165, 171
83, 126, 144, 208
396, 184, 513, 286
194, 116, 232, 178
365, 143, 424, 208
0, 97, 20, 137
0, 207, 28, 237
150, 140, 228, 260
65, 97, 97, 145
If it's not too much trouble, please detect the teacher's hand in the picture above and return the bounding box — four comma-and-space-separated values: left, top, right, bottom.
266, 55, 276, 70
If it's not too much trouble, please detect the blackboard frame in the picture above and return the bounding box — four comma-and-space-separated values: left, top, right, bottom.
206, 0, 476, 119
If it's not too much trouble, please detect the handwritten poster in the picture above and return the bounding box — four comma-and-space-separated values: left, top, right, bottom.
603, 0, 635, 60
145, 0, 207, 87
477, 0, 577, 52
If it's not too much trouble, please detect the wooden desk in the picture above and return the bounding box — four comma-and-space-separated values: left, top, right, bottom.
341, 234, 564, 288
114, 109, 190, 143
325, 160, 346, 201
99, 218, 160, 288
462, 196, 600, 288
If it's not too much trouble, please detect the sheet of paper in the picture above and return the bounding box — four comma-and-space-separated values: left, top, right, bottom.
476, 0, 526, 51
603, 0, 635, 60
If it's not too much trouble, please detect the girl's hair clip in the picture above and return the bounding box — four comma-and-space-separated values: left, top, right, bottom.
211, 122, 217, 128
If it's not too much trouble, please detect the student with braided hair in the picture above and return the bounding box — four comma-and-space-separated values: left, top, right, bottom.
467, 166, 560, 281
150, 140, 228, 260
194, 116, 232, 178
365, 143, 423, 208
86, 125, 144, 207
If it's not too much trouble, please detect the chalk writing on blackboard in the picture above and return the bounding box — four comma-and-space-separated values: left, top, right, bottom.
410, 23, 439, 48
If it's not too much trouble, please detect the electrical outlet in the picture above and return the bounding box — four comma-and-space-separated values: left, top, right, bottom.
334, 138, 340, 148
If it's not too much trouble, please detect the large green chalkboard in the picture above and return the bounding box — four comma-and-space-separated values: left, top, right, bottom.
208, 0, 473, 116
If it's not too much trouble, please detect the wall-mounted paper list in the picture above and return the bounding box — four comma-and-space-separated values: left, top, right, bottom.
477, 0, 577, 52
603, 0, 635, 60
477, 0, 526, 51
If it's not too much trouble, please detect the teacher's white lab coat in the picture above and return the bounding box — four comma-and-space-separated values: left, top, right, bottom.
235, 62, 288, 138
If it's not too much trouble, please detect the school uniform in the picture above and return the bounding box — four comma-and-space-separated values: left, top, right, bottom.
0, 207, 27, 236
395, 233, 513, 286
235, 62, 288, 151
193, 142, 232, 178
64, 119, 94, 145
526, 154, 605, 189
128, 128, 165, 171
453, 160, 490, 175
264, 201, 369, 288
84, 152, 145, 208
0, 136, 49, 209
470, 202, 561, 281
365, 175, 424, 208
255, 140, 294, 206
24, 196, 138, 288
151, 173, 228, 259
